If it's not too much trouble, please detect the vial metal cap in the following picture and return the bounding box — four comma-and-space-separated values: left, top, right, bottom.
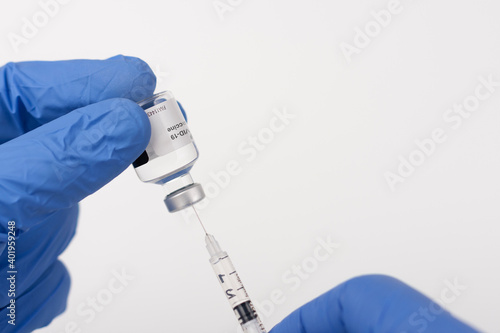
164, 183, 205, 212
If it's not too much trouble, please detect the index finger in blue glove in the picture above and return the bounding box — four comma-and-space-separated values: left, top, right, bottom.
0, 55, 156, 144
270, 275, 478, 333
0, 98, 151, 233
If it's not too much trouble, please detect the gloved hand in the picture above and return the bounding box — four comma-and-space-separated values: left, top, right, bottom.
0, 55, 156, 332
270, 275, 479, 333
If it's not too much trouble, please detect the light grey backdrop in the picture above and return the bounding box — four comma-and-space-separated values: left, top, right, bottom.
1, 0, 499, 332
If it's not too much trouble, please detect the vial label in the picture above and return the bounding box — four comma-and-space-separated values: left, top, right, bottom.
210, 254, 251, 308
145, 98, 193, 157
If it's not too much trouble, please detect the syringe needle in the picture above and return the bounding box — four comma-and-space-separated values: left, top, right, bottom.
192, 205, 208, 235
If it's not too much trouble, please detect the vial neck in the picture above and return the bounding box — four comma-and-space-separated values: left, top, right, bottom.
161, 173, 194, 196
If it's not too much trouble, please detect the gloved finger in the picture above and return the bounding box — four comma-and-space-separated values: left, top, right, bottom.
270, 275, 478, 333
0, 260, 70, 333
0, 98, 151, 233
0, 206, 77, 308
0, 55, 156, 144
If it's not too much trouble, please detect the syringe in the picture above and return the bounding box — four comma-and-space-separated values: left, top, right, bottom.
193, 208, 267, 333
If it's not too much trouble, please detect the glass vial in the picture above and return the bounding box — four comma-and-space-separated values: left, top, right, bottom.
133, 91, 205, 212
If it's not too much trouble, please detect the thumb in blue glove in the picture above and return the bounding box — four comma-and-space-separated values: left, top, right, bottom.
0, 55, 155, 332
270, 275, 479, 333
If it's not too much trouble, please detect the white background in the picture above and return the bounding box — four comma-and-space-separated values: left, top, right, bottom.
1, 0, 500, 332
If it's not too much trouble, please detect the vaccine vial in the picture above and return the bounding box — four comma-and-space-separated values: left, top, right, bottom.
133, 91, 205, 212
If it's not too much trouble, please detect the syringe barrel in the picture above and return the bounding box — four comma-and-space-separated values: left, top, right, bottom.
241, 318, 267, 333
206, 235, 267, 332
208, 249, 251, 309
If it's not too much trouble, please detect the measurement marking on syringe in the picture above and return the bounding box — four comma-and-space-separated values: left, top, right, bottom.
206, 234, 267, 332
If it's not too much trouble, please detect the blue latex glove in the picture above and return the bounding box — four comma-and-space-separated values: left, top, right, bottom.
270, 275, 479, 333
0, 55, 155, 332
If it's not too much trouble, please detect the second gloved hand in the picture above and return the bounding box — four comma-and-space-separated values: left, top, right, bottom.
270, 275, 479, 333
